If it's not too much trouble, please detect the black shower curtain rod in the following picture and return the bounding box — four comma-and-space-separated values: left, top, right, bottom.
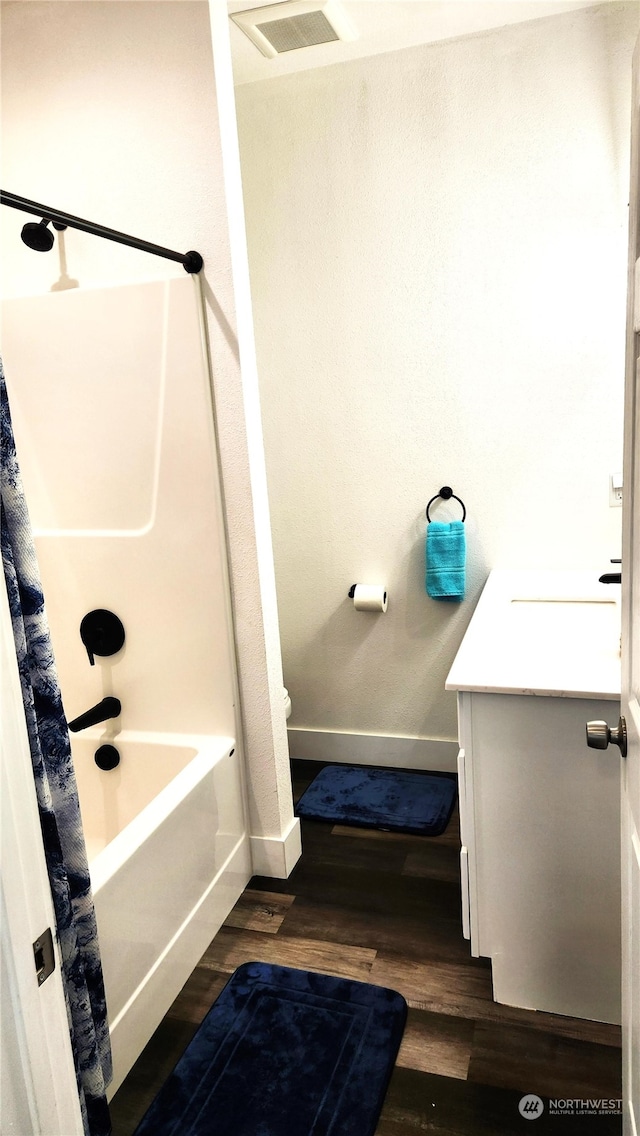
0, 190, 204, 274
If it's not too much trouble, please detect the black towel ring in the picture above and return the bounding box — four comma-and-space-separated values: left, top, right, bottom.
426, 486, 466, 523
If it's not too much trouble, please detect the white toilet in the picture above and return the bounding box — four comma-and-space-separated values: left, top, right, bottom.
283, 687, 292, 720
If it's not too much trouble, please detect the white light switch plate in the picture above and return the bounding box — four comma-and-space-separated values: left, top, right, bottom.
610, 472, 623, 507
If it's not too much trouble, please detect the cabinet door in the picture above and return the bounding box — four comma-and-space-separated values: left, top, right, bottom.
471, 692, 621, 1022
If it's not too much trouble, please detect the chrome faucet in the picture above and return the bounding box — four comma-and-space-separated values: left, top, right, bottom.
67, 696, 121, 733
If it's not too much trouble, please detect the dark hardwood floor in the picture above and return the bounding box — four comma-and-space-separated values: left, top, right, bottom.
109, 760, 622, 1136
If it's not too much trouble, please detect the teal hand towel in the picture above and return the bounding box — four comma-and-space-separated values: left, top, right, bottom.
426, 521, 466, 601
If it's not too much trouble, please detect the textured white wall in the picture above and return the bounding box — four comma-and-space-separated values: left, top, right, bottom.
0, 0, 295, 850
235, 2, 638, 751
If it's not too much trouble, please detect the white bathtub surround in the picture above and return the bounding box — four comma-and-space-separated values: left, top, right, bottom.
235, 2, 637, 757
2, 279, 237, 737
73, 731, 248, 1098
288, 729, 458, 773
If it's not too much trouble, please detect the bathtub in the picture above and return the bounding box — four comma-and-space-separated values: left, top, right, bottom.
72, 730, 251, 1098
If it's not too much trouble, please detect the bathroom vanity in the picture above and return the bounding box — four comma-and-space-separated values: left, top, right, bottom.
446, 570, 622, 1024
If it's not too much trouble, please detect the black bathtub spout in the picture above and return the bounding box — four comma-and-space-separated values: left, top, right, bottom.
68, 696, 121, 733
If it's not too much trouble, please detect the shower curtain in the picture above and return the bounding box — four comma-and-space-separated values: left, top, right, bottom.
1, 359, 112, 1136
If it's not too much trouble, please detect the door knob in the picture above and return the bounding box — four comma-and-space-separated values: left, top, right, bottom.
586, 716, 627, 757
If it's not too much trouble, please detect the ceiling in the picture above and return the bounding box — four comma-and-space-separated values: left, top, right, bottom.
228, 0, 607, 85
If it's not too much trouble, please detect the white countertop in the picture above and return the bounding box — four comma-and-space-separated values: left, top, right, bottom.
445, 569, 621, 700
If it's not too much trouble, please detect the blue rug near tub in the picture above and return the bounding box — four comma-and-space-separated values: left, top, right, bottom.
295, 765, 457, 836
132, 961, 407, 1136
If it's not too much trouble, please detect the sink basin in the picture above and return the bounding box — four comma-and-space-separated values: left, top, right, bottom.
509, 595, 619, 644
446, 570, 621, 699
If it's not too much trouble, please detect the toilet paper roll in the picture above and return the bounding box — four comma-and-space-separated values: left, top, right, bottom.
352, 584, 388, 612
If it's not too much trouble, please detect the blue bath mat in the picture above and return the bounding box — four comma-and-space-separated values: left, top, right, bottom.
132, 961, 407, 1136
295, 765, 457, 836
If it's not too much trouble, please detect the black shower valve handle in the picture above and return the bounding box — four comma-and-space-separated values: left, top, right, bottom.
80, 609, 125, 666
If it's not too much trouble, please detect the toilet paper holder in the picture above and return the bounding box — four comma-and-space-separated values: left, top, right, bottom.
348, 584, 388, 612
426, 486, 466, 522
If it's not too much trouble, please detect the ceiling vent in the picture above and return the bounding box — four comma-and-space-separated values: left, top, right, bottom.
230, 1, 357, 58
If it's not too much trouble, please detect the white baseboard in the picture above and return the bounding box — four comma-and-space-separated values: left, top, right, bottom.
287, 728, 458, 772
249, 814, 302, 879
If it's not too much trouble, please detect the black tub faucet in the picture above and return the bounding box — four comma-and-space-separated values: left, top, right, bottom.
599, 558, 621, 585
68, 696, 121, 733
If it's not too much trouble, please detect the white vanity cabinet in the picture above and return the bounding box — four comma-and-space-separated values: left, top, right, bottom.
447, 571, 622, 1024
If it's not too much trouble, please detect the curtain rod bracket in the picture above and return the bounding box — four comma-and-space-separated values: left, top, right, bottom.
182, 250, 204, 274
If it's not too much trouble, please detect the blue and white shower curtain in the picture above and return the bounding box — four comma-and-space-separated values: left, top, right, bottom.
1, 359, 112, 1136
